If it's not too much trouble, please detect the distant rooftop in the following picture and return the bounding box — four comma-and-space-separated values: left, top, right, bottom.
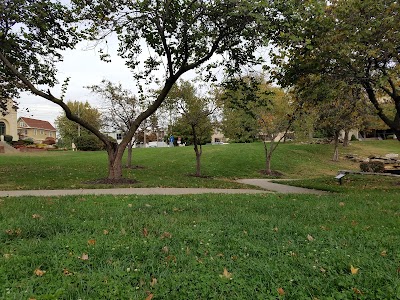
18, 117, 56, 131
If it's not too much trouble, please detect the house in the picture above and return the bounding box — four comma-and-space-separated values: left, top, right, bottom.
17, 117, 56, 143
0, 99, 18, 141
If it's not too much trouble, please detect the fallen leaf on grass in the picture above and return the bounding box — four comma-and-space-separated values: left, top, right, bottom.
162, 246, 169, 253
63, 268, 73, 276
277, 287, 285, 296
103, 229, 109, 235
150, 277, 157, 287
79, 253, 89, 260
3, 253, 11, 259
353, 287, 363, 295
350, 265, 359, 275
87, 239, 96, 245
380, 250, 387, 257
219, 268, 232, 279
145, 293, 154, 300
143, 227, 149, 237
32, 214, 42, 219
339, 202, 345, 207
34, 268, 46, 276
160, 232, 172, 239
273, 227, 279, 232
307, 234, 315, 241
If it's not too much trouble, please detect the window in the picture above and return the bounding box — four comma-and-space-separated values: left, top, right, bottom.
116, 133, 123, 140
40, 129, 44, 135
34, 129, 37, 135
24, 129, 28, 135
19, 122, 25, 127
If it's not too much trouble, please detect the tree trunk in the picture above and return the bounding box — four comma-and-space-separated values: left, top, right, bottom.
192, 125, 202, 177
263, 140, 272, 175
343, 129, 349, 147
107, 147, 123, 180
332, 132, 339, 161
195, 145, 202, 177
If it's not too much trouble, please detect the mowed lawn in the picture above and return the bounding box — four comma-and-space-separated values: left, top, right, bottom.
0, 140, 399, 299
0, 140, 398, 190
1, 192, 399, 299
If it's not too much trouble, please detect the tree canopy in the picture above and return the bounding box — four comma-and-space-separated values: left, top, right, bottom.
272, 0, 400, 140
0, 0, 274, 180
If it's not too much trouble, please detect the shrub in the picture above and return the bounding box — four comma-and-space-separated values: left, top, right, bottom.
350, 135, 358, 141
75, 135, 103, 151
360, 161, 385, 173
22, 137, 34, 144
3, 135, 13, 143
43, 137, 56, 145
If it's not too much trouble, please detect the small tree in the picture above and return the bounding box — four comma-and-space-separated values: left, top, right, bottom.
55, 101, 102, 146
221, 76, 294, 175
168, 81, 214, 177
88, 80, 140, 168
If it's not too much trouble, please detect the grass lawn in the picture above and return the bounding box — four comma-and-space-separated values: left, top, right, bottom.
0, 140, 398, 190
1, 192, 399, 299
0, 140, 399, 298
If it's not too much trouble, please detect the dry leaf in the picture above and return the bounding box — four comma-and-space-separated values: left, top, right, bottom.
307, 234, 315, 241
380, 250, 387, 257
80, 253, 89, 260
150, 277, 157, 287
351, 220, 358, 226
103, 229, 109, 235
243, 230, 248, 235
160, 232, 172, 239
320, 267, 326, 273
128, 203, 133, 207
165, 255, 176, 263
216, 253, 224, 258
34, 268, 46, 276
339, 202, 345, 206
87, 239, 96, 245
3, 253, 11, 259
273, 227, 279, 232
143, 227, 149, 237
162, 246, 169, 253
63, 268, 73, 276
32, 214, 42, 219
145, 293, 154, 300
353, 288, 363, 295
277, 287, 285, 296
350, 265, 359, 275
219, 268, 232, 279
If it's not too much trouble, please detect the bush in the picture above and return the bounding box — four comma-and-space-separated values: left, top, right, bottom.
350, 135, 358, 141
43, 137, 56, 145
3, 135, 13, 143
22, 137, 34, 144
75, 135, 103, 151
360, 161, 385, 173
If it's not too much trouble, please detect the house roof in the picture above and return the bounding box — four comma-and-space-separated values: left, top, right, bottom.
18, 117, 56, 131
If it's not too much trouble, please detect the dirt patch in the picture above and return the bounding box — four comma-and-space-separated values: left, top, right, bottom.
125, 165, 146, 169
186, 174, 213, 179
84, 178, 138, 185
259, 170, 284, 177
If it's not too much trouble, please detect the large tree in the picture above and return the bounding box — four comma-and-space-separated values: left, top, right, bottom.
271, 0, 400, 140
0, 0, 270, 181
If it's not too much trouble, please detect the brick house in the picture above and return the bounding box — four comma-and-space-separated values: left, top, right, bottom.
17, 117, 56, 143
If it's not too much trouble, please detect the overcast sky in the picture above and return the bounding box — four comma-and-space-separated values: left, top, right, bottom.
17, 36, 138, 126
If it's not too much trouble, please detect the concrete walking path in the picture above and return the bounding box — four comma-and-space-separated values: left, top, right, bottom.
0, 187, 271, 197
0, 179, 327, 197
236, 179, 327, 195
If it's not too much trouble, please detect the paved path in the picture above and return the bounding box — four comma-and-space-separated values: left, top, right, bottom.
0, 187, 271, 197
0, 179, 327, 197
236, 179, 327, 195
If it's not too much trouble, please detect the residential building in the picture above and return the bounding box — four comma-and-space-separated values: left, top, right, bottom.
17, 117, 56, 143
0, 100, 18, 141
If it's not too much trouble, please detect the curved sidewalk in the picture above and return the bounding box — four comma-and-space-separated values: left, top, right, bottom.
0, 187, 271, 197
236, 179, 327, 195
0, 180, 327, 197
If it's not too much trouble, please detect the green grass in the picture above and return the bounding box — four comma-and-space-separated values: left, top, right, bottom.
1, 140, 398, 190
1, 192, 399, 299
